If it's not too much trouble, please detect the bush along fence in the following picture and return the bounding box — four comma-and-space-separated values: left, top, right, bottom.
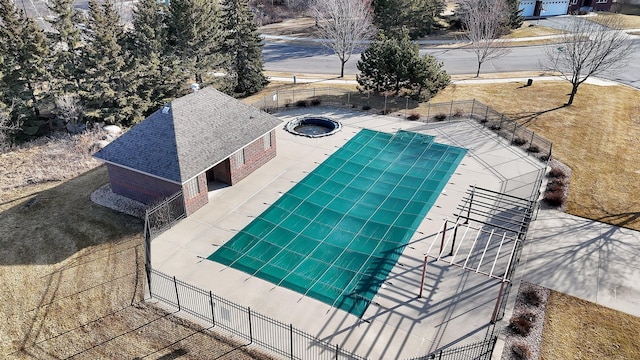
144, 191, 186, 240
147, 268, 368, 360
250, 89, 552, 164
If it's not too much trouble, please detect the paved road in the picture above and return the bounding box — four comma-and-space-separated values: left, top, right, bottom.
264, 38, 640, 88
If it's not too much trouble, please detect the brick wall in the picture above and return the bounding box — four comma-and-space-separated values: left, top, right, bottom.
229, 130, 277, 185
183, 173, 209, 216
107, 164, 181, 204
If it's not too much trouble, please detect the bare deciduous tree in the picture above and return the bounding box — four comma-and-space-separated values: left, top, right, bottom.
459, 0, 511, 77
544, 16, 633, 106
313, 0, 375, 77
0, 103, 17, 152
55, 94, 85, 133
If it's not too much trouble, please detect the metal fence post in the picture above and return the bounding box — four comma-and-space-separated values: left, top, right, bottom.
173, 276, 180, 311
449, 100, 453, 119
210, 291, 215, 326
470, 99, 475, 120
511, 123, 517, 143
530, 131, 535, 148
335, 344, 339, 360
290, 324, 294, 360
248, 307, 253, 343
484, 106, 489, 125
427, 102, 431, 121
405, 97, 408, 119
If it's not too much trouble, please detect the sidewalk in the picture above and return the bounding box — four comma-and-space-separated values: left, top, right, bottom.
520, 209, 640, 318
265, 74, 621, 87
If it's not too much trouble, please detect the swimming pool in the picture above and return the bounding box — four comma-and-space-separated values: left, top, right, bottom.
208, 129, 467, 316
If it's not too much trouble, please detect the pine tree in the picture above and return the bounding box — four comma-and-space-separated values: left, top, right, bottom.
47, 0, 83, 96
221, 0, 267, 97
81, 0, 130, 125
357, 30, 449, 100
128, 0, 187, 118
167, 0, 225, 87
372, 0, 444, 39
503, 0, 524, 30
0, 0, 51, 138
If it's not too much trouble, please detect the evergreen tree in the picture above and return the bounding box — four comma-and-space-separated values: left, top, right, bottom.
47, 0, 83, 96
167, 0, 225, 86
357, 30, 449, 100
372, 0, 444, 39
81, 0, 131, 125
503, 0, 524, 30
0, 0, 50, 138
221, 0, 267, 97
128, 0, 186, 117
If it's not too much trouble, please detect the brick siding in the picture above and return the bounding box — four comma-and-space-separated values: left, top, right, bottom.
228, 131, 277, 185
183, 173, 209, 216
107, 164, 181, 205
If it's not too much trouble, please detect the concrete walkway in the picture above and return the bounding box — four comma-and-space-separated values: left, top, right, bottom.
520, 209, 640, 317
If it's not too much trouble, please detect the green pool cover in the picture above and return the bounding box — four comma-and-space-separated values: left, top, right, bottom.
208, 129, 467, 316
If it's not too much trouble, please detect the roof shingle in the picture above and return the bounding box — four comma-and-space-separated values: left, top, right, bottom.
94, 87, 283, 183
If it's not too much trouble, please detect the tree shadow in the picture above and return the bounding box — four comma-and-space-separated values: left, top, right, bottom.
0, 166, 142, 265
506, 104, 567, 126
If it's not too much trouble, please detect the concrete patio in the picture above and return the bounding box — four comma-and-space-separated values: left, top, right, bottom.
150, 108, 548, 359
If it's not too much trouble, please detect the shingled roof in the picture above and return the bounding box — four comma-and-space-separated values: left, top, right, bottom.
94, 87, 283, 184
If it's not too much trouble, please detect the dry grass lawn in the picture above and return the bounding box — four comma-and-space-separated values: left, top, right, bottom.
587, 13, 640, 29
541, 291, 640, 359
429, 80, 640, 231
1, 159, 271, 358
502, 22, 565, 38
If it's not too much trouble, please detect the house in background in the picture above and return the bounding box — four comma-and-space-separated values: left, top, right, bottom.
567, 0, 614, 13
518, 0, 613, 17
94, 87, 282, 216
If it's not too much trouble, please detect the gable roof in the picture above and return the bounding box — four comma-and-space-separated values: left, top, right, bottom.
94, 87, 282, 184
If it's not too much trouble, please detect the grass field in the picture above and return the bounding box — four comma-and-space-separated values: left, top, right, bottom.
587, 13, 640, 29
541, 291, 640, 359
0, 164, 271, 359
429, 80, 640, 231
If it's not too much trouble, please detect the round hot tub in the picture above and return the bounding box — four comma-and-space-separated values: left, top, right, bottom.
285, 116, 342, 138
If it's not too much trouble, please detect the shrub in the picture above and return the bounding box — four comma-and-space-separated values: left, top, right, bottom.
480, 118, 488, 124
453, 108, 464, 117
510, 312, 536, 336
379, 109, 391, 115
311, 98, 321, 106
527, 145, 540, 153
538, 154, 550, 162
548, 166, 566, 178
546, 183, 564, 193
489, 124, 501, 130
408, 112, 421, 120
543, 190, 564, 207
522, 289, 542, 307
362, 105, 371, 111
511, 342, 532, 360
547, 177, 567, 187
512, 137, 527, 146
434, 113, 447, 121
295, 100, 308, 107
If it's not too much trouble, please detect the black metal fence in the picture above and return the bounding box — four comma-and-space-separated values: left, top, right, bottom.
144, 191, 186, 240
250, 89, 552, 164
407, 336, 497, 360
147, 268, 368, 360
